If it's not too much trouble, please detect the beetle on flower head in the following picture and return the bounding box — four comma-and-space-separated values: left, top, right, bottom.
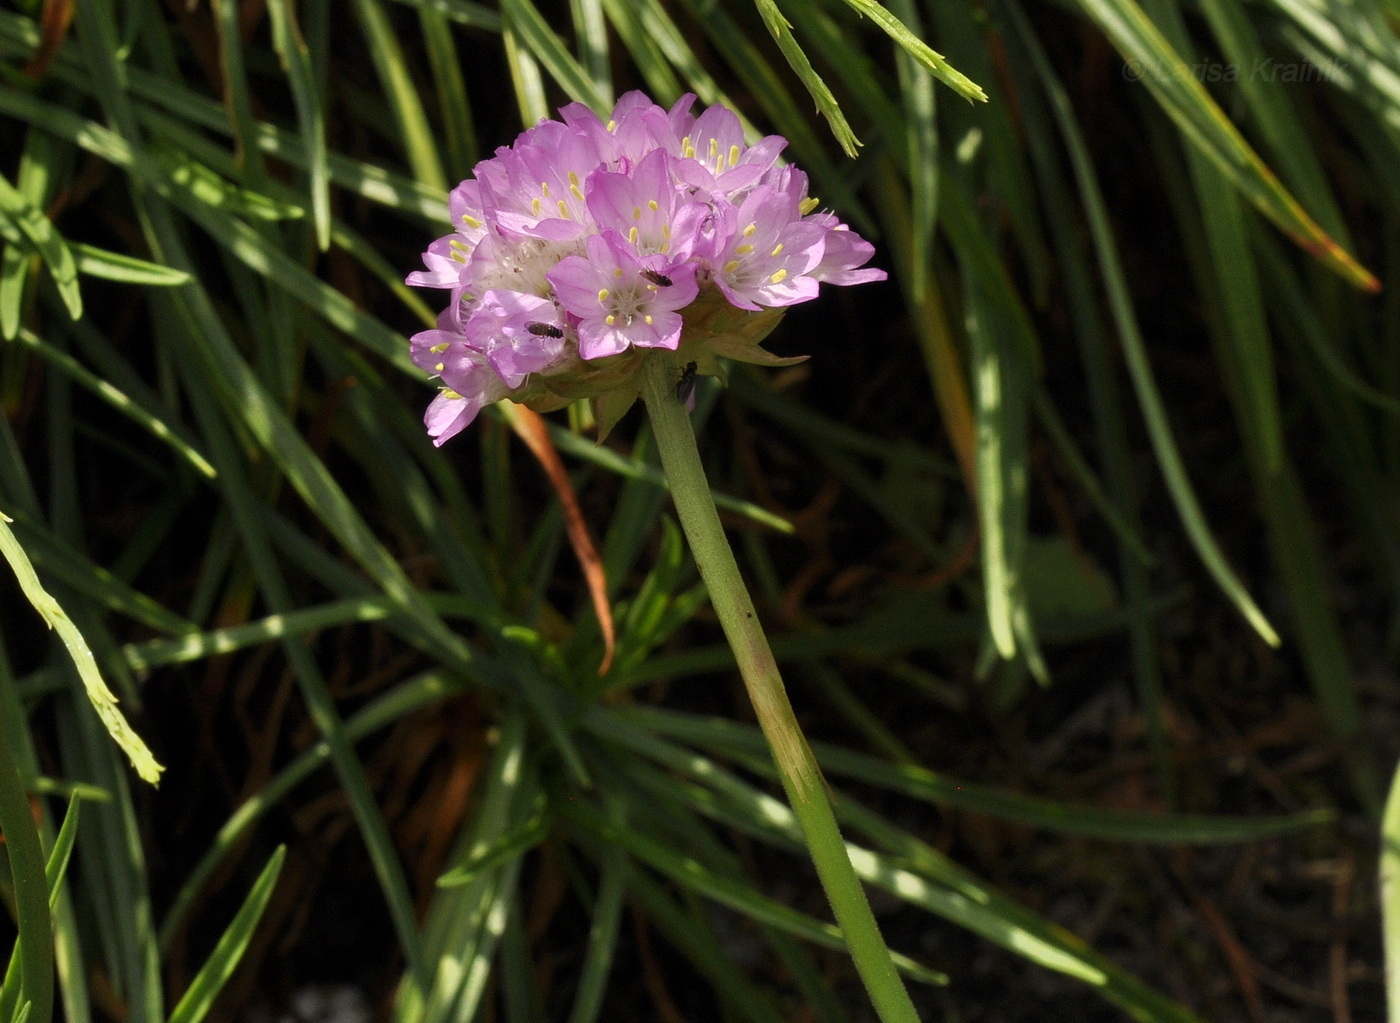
405, 91, 886, 445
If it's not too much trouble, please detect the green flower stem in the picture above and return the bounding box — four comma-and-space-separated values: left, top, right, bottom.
638, 355, 921, 1023
0, 715, 53, 1023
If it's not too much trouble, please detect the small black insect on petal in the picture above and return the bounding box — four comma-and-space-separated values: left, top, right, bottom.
525, 321, 564, 338
675, 361, 698, 403
640, 269, 673, 288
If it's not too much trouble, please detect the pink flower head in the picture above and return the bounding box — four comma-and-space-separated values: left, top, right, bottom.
548, 232, 699, 359
404, 91, 884, 442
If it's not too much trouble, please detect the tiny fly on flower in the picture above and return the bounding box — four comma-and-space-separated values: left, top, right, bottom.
525, 321, 564, 338
675, 361, 698, 403
640, 269, 673, 288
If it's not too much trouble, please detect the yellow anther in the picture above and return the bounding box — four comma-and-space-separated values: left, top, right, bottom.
628, 227, 639, 244
557, 199, 569, 217
633, 206, 643, 220
648, 199, 659, 212
728, 144, 741, 167
606, 119, 617, 131
434, 362, 445, 372
531, 197, 541, 215
451, 251, 467, 264
442, 389, 462, 400
723, 259, 740, 274
462, 214, 484, 230
540, 181, 550, 197
742, 223, 757, 237
614, 267, 624, 277
771, 243, 784, 257
799, 197, 820, 215
682, 136, 695, 159
735, 244, 754, 255
606, 314, 616, 326
708, 137, 719, 165
644, 314, 653, 325
598, 288, 609, 302
430, 342, 451, 353
571, 183, 585, 201
769, 268, 788, 284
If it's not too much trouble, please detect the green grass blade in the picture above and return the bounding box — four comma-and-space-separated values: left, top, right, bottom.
11, 328, 214, 479
166, 847, 286, 1023
269, 0, 331, 250
0, 513, 163, 784
69, 244, 190, 285
564, 799, 629, 1023
348, 0, 446, 189
753, 0, 861, 156
43, 798, 81, 910
0, 172, 79, 321
417, 8, 479, 175
605, 707, 1333, 842
499, 0, 608, 110
1073, 0, 1376, 290
833, 0, 986, 102
1384, 759, 1400, 1023
0, 713, 52, 1023
1026, 34, 1281, 647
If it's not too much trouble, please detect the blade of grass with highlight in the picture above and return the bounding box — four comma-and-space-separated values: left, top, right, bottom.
348, 0, 447, 190
1024, 30, 1282, 649
0, 514, 163, 784
166, 848, 286, 1023
1073, 0, 1378, 290
752, 0, 863, 156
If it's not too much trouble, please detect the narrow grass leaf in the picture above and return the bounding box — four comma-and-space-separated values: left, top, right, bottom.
348, 0, 446, 190
564, 799, 629, 1023
44, 797, 81, 909
1383, 760, 1400, 1023
1029, 39, 1281, 647
500, 0, 608, 111
0, 513, 163, 784
1073, 0, 1377, 290
166, 847, 286, 1023
834, 0, 987, 102
12, 328, 214, 478
69, 244, 190, 285
0, 172, 79, 320
269, 0, 331, 250
613, 707, 1334, 842
752, 0, 862, 156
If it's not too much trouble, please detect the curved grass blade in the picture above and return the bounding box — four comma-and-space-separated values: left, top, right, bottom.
0, 513, 163, 784
561, 797, 947, 987
500, 0, 608, 111
166, 847, 286, 1023
1073, 0, 1377, 290
752, 0, 861, 157
611, 707, 1334, 843
0, 714, 52, 1023
596, 716, 1206, 1022
269, 0, 331, 250
348, 0, 446, 190
833, 0, 987, 102
0, 172, 79, 321
1026, 28, 1282, 647
12, 328, 214, 479
69, 244, 190, 285
1383, 760, 1400, 1022
564, 797, 629, 1023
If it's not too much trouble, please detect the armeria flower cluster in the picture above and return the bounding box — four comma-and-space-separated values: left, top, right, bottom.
406, 91, 886, 444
